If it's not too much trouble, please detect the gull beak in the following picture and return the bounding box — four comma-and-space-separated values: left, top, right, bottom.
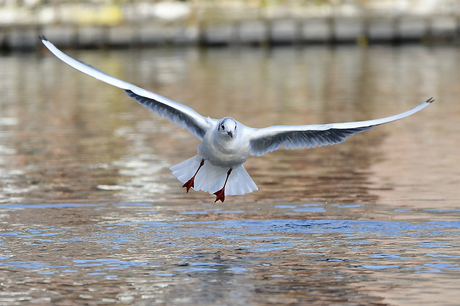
227, 131, 233, 138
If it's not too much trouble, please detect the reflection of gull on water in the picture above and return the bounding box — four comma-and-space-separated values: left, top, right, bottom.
41, 36, 434, 203
96, 124, 171, 202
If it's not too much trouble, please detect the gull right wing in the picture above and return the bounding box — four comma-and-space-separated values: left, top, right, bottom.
40, 36, 212, 140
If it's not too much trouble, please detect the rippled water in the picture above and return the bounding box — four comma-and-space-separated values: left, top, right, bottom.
0, 45, 459, 304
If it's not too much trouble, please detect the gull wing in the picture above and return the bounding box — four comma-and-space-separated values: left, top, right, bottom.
40, 36, 211, 140
249, 98, 434, 157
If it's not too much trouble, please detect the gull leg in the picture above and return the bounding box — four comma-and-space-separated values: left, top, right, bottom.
182, 159, 204, 192
214, 169, 233, 203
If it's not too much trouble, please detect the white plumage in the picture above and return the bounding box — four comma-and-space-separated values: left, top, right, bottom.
170, 156, 258, 196
40, 36, 434, 202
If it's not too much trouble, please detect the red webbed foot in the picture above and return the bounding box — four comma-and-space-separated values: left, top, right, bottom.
213, 168, 232, 203
214, 188, 226, 203
182, 159, 204, 193
182, 179, 194, 193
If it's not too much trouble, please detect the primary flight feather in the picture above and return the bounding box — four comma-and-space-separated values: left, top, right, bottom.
40, 36, 434, 202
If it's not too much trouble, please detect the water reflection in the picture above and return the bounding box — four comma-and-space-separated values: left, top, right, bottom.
0, 45, 459, 304
3, 45, 452, 204
0, 203, 458, 304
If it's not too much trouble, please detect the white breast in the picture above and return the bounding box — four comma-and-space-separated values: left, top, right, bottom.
198, 127, 250, 168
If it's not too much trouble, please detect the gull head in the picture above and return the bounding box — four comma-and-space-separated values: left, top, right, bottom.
218, 117, 237, 139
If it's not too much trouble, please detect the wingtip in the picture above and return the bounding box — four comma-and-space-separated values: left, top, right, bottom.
427, 97, 435, 104
39, 35, 48, 42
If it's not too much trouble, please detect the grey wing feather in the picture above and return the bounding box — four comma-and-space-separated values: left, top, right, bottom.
249, 98, 434, 157
250, 126, 372, 156
40, 35, 211, 140
125, 90, 208, 139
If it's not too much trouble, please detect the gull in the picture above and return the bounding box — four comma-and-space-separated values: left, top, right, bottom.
40, 36, 434, 203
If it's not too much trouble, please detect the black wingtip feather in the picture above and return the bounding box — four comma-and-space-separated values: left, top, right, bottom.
39, 35, 48, 42
427, 97, 435, 104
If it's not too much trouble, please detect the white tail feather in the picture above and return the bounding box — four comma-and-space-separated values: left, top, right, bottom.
170, 155, 258, 196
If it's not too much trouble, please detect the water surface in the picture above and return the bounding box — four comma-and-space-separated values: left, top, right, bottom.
0, 45, 459, 304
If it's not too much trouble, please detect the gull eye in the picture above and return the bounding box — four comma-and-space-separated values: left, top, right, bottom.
235, 125, 237, 130
221, 124, 225, 130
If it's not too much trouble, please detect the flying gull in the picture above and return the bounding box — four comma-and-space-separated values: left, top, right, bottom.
40, 36, 434, 202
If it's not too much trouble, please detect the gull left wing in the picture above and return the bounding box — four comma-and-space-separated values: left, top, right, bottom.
249, 98, 434, 157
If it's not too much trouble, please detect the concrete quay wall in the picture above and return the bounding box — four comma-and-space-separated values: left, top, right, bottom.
2, 16, 459, 50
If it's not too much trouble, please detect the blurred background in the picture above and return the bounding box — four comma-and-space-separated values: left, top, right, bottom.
0, 0, 457, 204
0, 0, 457, 205
1, 0, 460, 50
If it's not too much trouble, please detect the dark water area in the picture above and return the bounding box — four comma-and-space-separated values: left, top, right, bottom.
0, 45, 459, 304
